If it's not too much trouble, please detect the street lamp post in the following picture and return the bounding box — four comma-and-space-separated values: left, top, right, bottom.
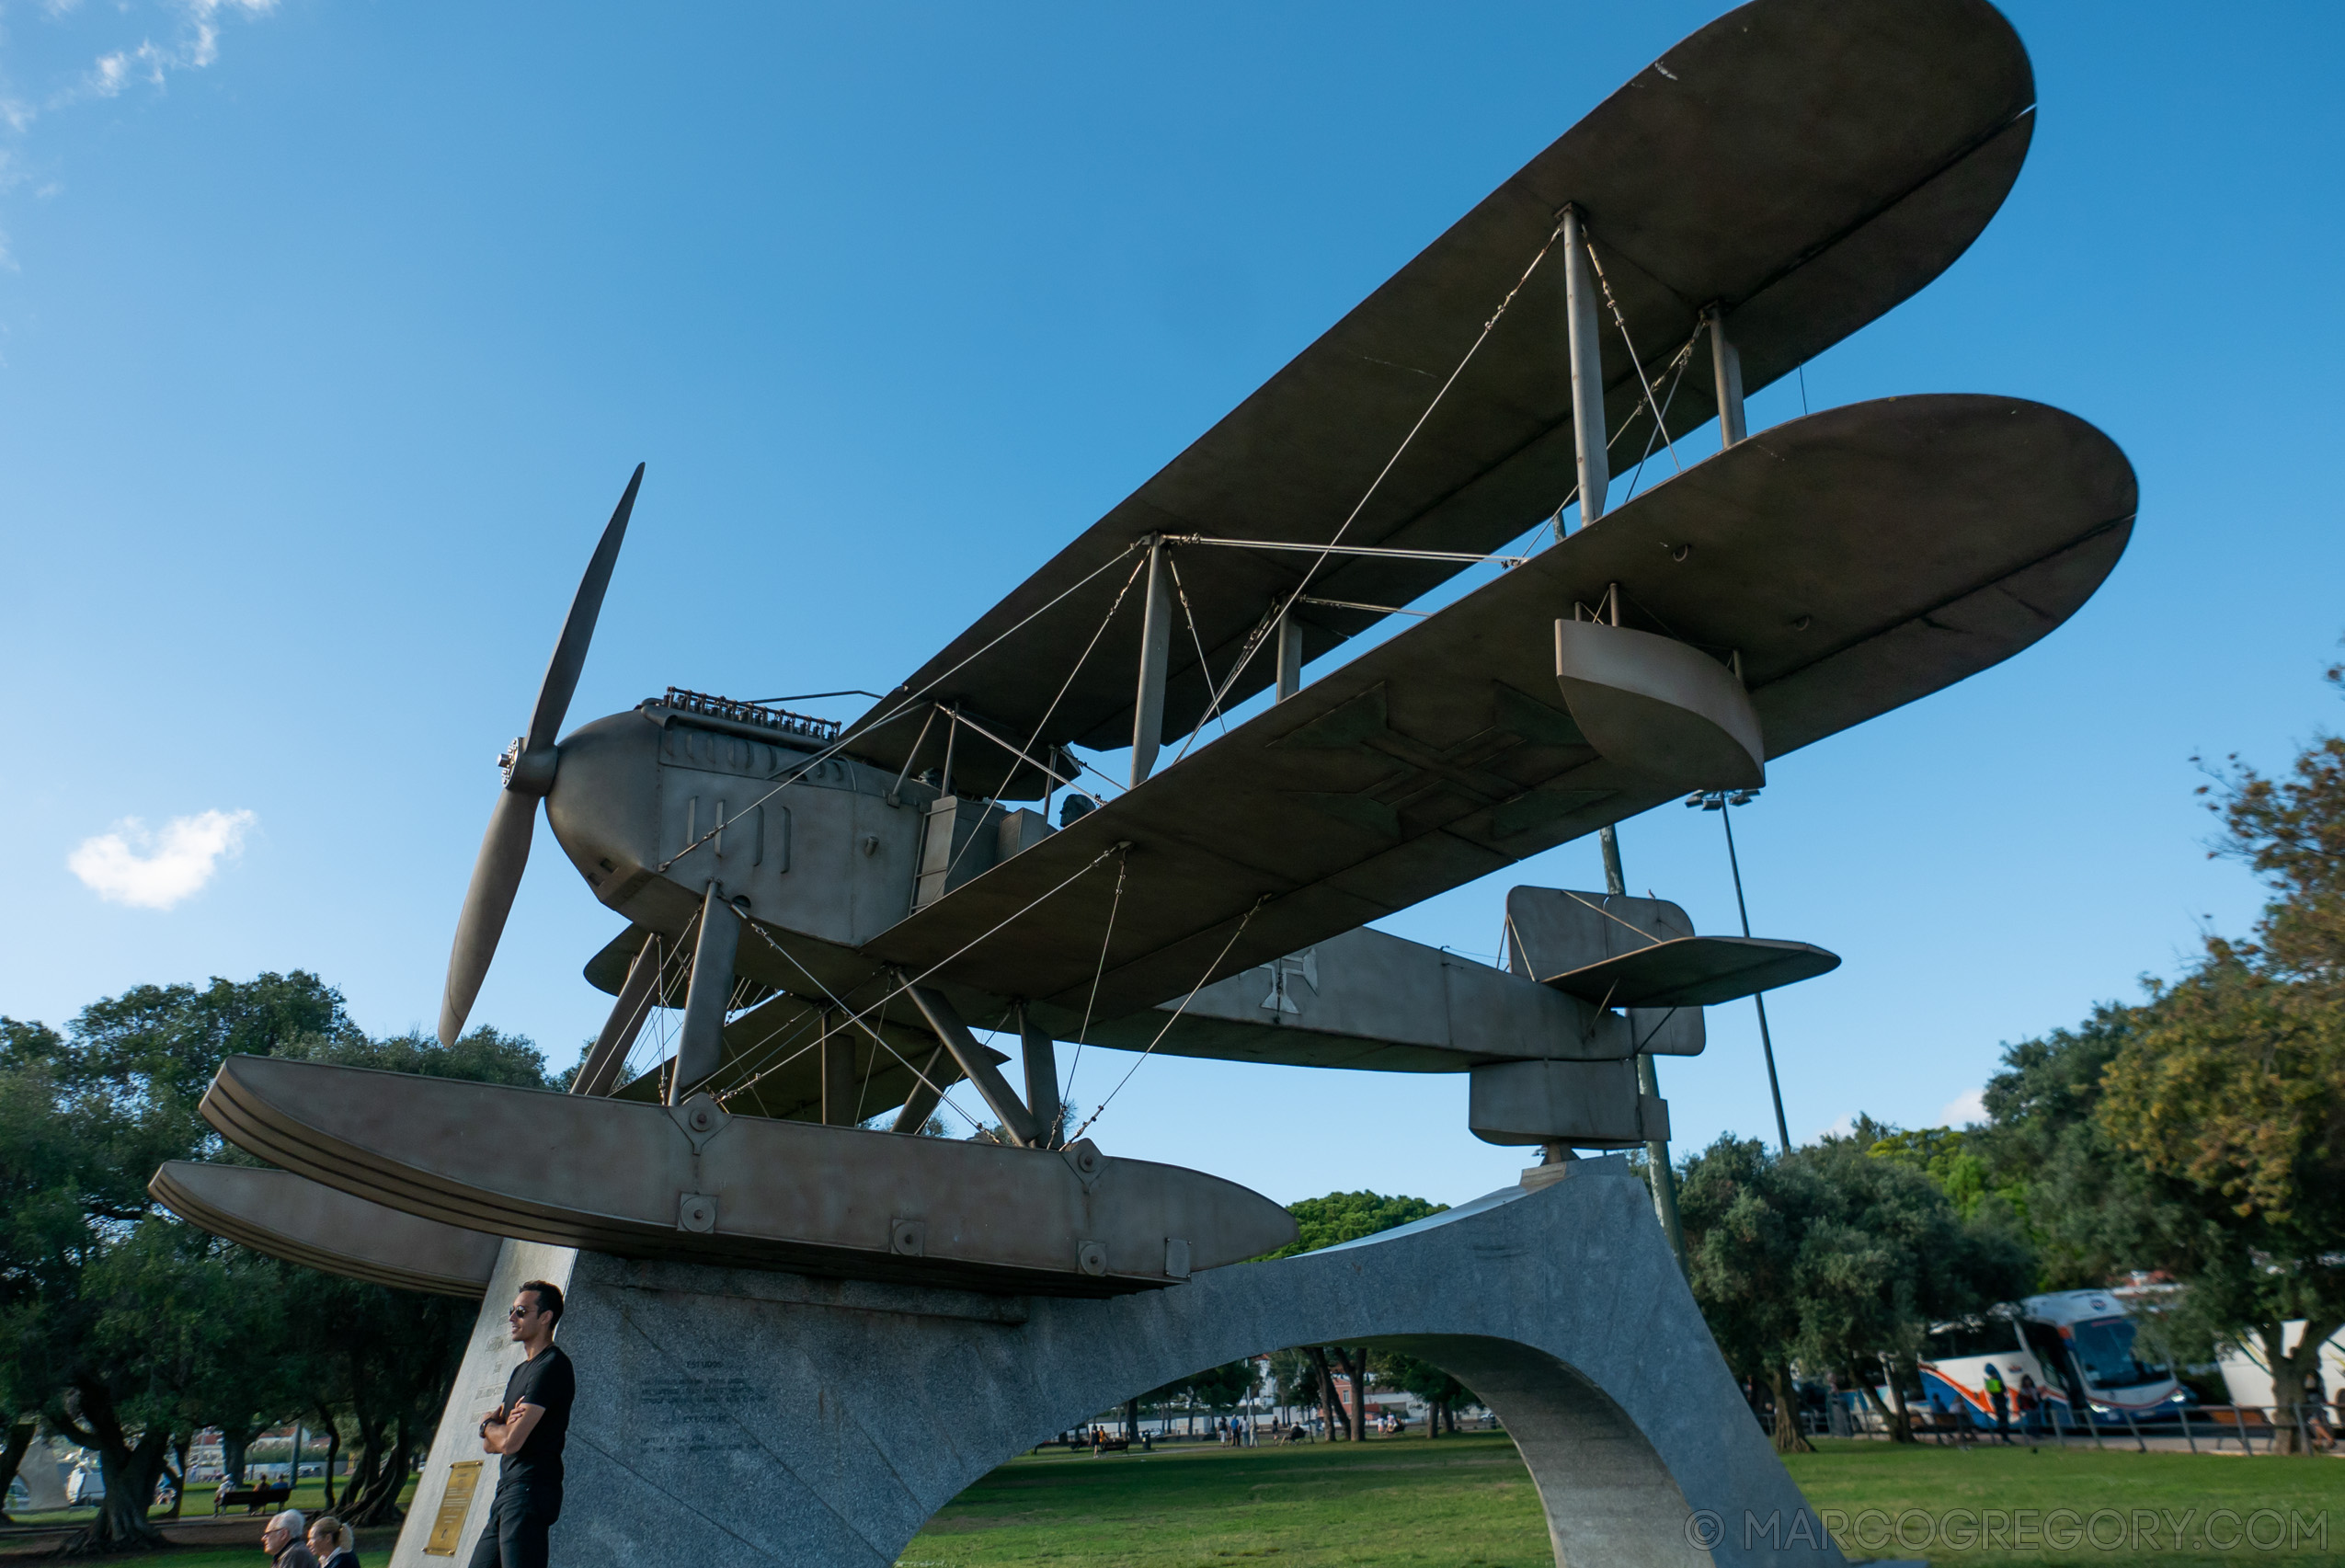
1687, 790, 1793, 1152
1599, 824, 1689, 1274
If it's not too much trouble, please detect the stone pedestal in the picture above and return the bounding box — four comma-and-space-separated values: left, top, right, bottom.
392, 1162, 1840, 1566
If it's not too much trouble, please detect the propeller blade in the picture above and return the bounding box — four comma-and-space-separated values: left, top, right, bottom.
439, 464, 643, 1047
526, 463, 645, 754
439, 788, 538, 1047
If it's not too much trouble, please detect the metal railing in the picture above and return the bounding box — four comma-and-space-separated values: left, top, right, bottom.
1809, 1400, 2336, 1455
653, 687, 843, 743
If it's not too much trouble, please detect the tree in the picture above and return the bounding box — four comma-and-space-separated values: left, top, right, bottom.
1267, 1192, 1449, 1440
0, 1035, 100, 1521
1972, 1006, 2166, 1290
2197, 678, 2345, 987
1676, 1129, 2032, 1450
1266, 1191, 1447, 1258
255, 1025, 548, 1519
0, 976, 549, 1550
0, 979, 347, 1551
1957, 672, 2345, 1453
1805, 1128, 2033, 1441
277, 1266, 473, 1525
1676, 1138, 1824, 1452
1373, 1350, 1470, 1436
1136, 1359, 1257, 1436
1864, 1127, 1989, 1220
2095, 959, 2345, 1450
44, 1218, 292, 1549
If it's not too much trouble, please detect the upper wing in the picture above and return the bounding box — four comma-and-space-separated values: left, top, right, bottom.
862, 395, 2134, 1021
839, 0, 2034, 796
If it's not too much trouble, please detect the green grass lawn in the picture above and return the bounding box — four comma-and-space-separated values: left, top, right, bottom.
0, 1534, 403, 1568
7, 1474, 386, 1528
0, 1479, 413, 1562
1785, 1441, 2344, 1567
903, 1436, 1553, 1568
6, 1438, 2338, 1565
894, 1432, 2345, 1567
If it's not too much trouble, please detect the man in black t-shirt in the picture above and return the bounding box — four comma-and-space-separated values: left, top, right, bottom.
469, 1280, 576, 1568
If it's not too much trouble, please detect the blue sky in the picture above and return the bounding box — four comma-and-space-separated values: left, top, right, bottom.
2, 1, 2340, 1208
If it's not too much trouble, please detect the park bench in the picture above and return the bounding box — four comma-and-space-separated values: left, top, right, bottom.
212, 1481, 292, 1515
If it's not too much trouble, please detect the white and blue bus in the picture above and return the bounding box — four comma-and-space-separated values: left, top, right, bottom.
1911, 1289, 2189, 1429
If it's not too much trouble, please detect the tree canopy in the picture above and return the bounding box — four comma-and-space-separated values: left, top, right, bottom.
1266, 1191, 1447, 1259
1676, 1127, 2031, 1450
1933, 654, 2345, 1448
0, 973, 544, 1548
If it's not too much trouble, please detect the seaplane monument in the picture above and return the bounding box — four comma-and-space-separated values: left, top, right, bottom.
154, 1, 2133, 1562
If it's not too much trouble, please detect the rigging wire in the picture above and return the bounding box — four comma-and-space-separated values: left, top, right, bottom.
701, 1006, 828, 1104
1165, 553, 1230, 743
931, 549, 1151, 886
1177, 213, 1576, 739
656, 537, 1151, 878
734, 841, 1130, 1108
1066, 894, 1269, 1141
1298, 595, 1430, 619
1583, 237, 1683, 477
726, 921, 991, 1132
1058, 846, 1130, 1115
1165, 535, 1530, 567
583, 933, 669, 1093
886, 704, 941, 803
1170, 600, 1282, 768
1615, 323, 1705, 508
744, 690, 884, 704
1559, 887, 1668, 948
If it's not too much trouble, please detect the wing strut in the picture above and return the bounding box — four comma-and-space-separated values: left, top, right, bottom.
1129, 539, 1174, 784
1562, 206, 1609, 522
907, 985, 1042, 1149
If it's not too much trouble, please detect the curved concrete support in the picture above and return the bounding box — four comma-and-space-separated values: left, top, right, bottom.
393, 1164, 1839, 1568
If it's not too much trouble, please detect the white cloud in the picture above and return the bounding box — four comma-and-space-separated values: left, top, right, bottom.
50, 0, 280, 111
69, 808, 256, 909
0, 0, 281, 263
1813, 1113, 1857, 1143
1939, 1087, 1987, 1128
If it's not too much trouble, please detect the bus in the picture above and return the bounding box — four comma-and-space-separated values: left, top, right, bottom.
1910, 1289, 2189, 1429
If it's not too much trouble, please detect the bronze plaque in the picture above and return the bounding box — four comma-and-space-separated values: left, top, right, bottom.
423, 1460, 484, 1555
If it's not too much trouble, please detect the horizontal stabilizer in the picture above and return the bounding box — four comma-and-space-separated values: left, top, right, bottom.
1532, 935, 1839, 1009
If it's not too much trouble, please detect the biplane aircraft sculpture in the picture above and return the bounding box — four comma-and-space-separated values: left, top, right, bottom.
164, 0, 2127, 1317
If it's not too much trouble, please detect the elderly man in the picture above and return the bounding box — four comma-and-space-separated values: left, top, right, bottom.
261, 1508, 318, 1568
471, 1279, 575, 1568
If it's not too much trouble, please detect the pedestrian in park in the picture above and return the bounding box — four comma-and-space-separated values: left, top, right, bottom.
473, 1280, 576, 1568
2305, 1371, 2336, 1453
2014, 1374, 2040, 1439
262, 1509, 318, 1568
308, 1514, 360, 1568
1984, 1364, 2011, 1443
